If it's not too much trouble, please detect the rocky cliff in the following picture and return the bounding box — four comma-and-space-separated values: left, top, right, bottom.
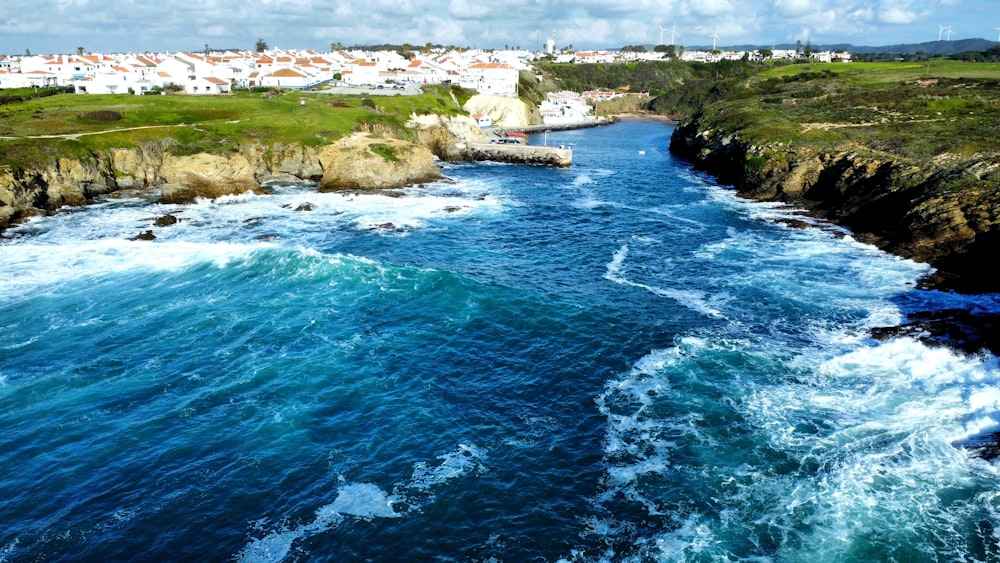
407, 113, 488, 161
670, 116, 1000, 293
0, 131, 450, 230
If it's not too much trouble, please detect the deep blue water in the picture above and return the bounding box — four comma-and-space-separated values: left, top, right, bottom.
4, 121, 1000, 561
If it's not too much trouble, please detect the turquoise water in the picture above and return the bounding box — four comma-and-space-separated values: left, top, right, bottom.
3, 121, 1000, 561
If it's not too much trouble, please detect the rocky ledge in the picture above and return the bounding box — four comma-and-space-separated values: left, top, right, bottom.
669, 116, 1000, 294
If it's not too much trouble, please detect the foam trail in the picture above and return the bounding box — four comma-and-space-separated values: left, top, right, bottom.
604, 244, 724, 318
236, 444, 487, 562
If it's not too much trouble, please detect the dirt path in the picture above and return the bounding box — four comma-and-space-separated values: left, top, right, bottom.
0, 123, 194, 141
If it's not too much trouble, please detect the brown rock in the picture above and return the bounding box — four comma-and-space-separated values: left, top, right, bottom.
317, 134, 442, 192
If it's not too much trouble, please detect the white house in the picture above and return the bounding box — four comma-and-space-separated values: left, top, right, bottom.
459, 62, 518, 97
259, 67, 314, 89
185, 76, 231, 95
471, 113, 493, 128
341, 58, 380, 85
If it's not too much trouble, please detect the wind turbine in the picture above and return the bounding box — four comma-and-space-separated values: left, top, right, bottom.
658, 24, 669, 45
946, 25, 953, 41
996, 26, 1000, 42
669, 23, 679, 46
939, 24, 946, 41
712, 28, 720, 50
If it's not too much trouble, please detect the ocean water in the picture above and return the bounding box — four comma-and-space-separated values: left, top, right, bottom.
3, 121, 1000, 562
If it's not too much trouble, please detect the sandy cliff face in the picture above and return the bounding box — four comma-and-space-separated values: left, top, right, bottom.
158, 152, 263, 204
670, 117, 1000, 292
462, 95, 540, 127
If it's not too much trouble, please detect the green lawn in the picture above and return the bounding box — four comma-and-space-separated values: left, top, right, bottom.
0, 86, 467, 167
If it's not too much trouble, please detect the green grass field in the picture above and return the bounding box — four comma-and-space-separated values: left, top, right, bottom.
701, 59, 1000, 161
759, 59, 1000, 81
0, 86, 468, 168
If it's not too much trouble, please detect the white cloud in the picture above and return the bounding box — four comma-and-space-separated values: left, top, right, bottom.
879, 7, 920, 24
772, 0, 816, 17
848, 7, 875, 23
680, 0, 734, 17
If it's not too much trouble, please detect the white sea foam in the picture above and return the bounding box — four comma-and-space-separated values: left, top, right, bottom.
0, 239, 274, 300
604, 243, 725, 318
0, 178, 504, 302
590, 325, 1000, 561
236, 444, 487, 563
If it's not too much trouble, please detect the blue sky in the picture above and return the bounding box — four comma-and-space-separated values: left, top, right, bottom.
1, 0, 998, 55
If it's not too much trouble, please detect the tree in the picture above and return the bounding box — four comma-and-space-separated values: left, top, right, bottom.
330, 41, 344, 51
204, 43, 211, 55
255, 38, 268, 52
77, 46, 84, 55
759, 48, 773, 59
25, 48, 31, 56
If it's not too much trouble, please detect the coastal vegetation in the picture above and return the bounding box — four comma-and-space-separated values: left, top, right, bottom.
0, 85, 469, 169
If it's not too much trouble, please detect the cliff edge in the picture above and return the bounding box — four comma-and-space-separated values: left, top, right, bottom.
670, 115, 1000, 293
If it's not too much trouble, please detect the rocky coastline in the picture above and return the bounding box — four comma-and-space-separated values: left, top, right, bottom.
669, 115, 1000, 294
0, 115, 486, 231
669, 113, 1000, 355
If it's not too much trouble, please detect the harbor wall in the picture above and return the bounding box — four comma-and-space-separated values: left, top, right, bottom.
461, 142, 572, 167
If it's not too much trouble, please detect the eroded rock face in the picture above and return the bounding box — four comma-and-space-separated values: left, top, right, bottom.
316, 134, 442, 191
0, 134, 444, 228
408, 114, 487, 161
158, 152, 263, 204
670, 116, 1000, 292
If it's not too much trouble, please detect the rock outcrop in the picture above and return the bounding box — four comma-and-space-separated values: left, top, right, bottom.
670, 116, 1000, 293
158, 152, 263, 204
407, 113, 488, 161
316, 133, 442, 191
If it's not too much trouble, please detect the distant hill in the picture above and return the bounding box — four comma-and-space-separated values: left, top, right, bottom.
687, 38, 997, 55
825, 38, 997, 55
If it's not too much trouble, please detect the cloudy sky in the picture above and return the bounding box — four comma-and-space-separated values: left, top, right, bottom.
1, 0, 997, 55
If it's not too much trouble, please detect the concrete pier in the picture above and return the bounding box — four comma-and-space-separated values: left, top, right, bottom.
461, 142, 572, 167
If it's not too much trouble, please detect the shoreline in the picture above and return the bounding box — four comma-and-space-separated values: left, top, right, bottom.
666, 119, 1000, 357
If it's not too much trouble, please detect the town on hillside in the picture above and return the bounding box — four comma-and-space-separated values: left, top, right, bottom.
0, 44, 852, 126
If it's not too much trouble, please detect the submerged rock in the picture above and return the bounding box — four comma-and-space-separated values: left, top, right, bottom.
129, 230, 156, 241
153, 213, 180, 227
871, 309, 1000, 355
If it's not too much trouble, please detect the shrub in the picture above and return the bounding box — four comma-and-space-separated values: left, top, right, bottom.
369, 143, 399, 162
78, 110, 122, 122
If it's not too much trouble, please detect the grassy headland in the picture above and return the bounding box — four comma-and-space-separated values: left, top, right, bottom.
0, 85, 471, 169
696, 60, 1000, 162
665, 59, 1000, 293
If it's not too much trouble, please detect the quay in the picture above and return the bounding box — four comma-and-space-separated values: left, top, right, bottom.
460, 141, 572, 167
